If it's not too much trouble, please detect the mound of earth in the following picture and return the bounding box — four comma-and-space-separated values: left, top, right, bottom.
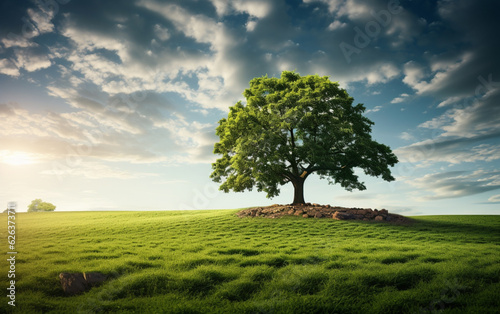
237, 203, 411, 224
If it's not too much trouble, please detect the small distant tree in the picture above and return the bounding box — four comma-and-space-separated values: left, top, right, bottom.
28, 199, 56, 212
210, 71, 398, 204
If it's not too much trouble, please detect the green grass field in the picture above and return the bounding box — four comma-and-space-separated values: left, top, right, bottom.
1, 210, 499, 313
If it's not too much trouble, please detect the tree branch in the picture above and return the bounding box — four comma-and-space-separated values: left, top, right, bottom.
307, 162, 351, 174
289, 128, 299, 175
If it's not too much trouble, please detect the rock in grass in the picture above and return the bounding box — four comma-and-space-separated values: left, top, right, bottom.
84, 272, 107, 286
59, 273, 86, 296
333, 211, 354, 220
59, 272, 107, 296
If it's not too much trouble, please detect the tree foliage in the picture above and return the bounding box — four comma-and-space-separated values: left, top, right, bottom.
210, 71, 398, 204
28, 199, 56, 212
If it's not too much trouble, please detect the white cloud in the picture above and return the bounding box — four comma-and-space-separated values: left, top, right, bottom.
399, 132, 415, 141
27, 6, 55, 34
304, 0, 370, 18
210, 0, 271, 18
71, 0, 237, 110
390, 93, 409, 104
303, 0, 342, 13
210, 0, 231, 16
439, 91, 500, 138
397, 80, 500, 167
0, 59, 20, 76
418, 89, 500, 139
396, 140, 500, 165
1, 35, 37, 49
246, 19, 258, 32
366, 105, 382, 113
51, 0, 407, 114
403, 52, 475, 96
0, 3, 55, 48
327, 20, 347, 31
308, 59, 400, 88
153, 24, 170, 41
41, 161, 158, 179
154, 116, 217, 164
0, 88, 214, 165
437, 96, 462, 108
233, 1, 272, 18
337, 0, 371, 20
488, 194, 500, 203
62, 24, 128, 61
407, 170, 500, 200
60, 19, 210, 99
402, 61, 426, 92
14, 48, 51, 72
139, 2, 220, 45
364, 63, 399, 84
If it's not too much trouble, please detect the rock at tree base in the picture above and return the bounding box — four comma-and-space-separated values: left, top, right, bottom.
59, 272, 107, 295
236, 204, 411, 224
333, 211, 354, 220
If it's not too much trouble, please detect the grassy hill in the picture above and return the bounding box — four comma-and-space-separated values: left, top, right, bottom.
1, 210, 499, 313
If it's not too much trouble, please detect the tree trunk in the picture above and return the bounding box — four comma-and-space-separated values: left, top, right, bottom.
292, 178, 306, 205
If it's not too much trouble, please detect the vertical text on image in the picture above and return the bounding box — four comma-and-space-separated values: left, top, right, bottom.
6, 202, 17, 307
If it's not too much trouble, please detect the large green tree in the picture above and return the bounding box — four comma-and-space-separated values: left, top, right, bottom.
210, 71, 398, 205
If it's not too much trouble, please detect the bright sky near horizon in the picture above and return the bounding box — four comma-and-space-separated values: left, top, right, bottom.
0, 0, 499, 215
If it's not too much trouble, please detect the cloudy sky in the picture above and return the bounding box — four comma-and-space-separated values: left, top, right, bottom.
1, 0, 499, 215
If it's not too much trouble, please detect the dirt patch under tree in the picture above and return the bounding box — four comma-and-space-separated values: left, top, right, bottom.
237, 203, 412, 224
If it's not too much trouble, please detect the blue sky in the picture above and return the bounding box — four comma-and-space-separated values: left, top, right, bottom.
0, 0, 499, 215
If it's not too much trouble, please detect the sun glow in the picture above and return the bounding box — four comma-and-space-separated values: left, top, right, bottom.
0, 150, 39, 166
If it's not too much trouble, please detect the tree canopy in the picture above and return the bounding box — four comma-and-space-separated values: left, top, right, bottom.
210, 71, 398, 204
28, 199, 56, 212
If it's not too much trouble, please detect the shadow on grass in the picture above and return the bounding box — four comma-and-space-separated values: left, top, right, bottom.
408, 216, 500, 243
330, 215, 500, 244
